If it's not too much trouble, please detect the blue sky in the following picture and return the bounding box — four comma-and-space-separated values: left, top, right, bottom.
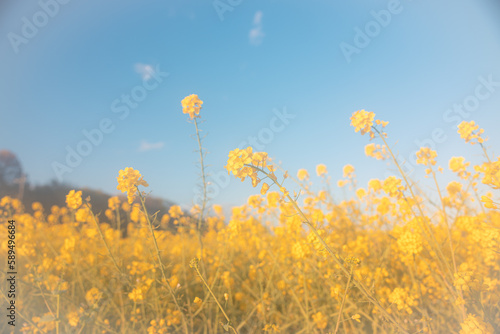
1, 0, 500, 211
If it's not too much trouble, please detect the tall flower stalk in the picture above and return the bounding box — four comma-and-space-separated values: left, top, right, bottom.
116, 167, 189, 334
181, 94, 208, 250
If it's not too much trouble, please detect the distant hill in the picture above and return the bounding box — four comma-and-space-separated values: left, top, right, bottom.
20, 180, 174, 217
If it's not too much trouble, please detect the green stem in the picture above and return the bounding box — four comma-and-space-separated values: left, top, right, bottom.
192, 262, 238, 333
193, 117, 208, 248
87, 203, 122, 275
335, 267, 353, 334
137, 189, 189, 334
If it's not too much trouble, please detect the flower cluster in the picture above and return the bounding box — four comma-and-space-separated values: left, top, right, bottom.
297, 169, 309, 181
397, 229, 423, 257
66, 190, 82, 210
350, 110, 388, 139
225, 147, 275, 191
364, 143, 388, 160
116, 167, 149, 204
388, 288, 418, 314
316, 164, 328, 177
453, 271, 480, 293
459, 314, 494, 334
449, 156, 470, 179
416, 147, 437, 167
457, 120, 486, 145
474, 158, 500, 189
382, 176, 404, 198
181, 94, 203, 119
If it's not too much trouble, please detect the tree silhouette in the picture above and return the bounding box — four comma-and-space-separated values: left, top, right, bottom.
0, 150, 24, 198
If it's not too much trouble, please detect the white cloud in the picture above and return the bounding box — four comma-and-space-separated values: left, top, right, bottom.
134, 63, 155, 80
253, 10, 263, 25
138, 140, 165, 152
249, 11, 265, 46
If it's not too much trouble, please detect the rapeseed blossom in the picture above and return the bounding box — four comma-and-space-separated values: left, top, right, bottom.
66, 190, 82, 209
181, 94, 203, 119
116, 167, 149, 203
316, 164, 327, 177
350, 110, 388, 139
457, 120, 486, 145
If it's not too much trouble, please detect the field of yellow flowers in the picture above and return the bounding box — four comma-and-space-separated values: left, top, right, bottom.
1, 96, 499, 333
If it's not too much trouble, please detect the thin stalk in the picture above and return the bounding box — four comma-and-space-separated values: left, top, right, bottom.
194, 117, 208, 249
137, 189, 189, 334
334, 267, 353, 334
56, 294, 60, 334
190, 259, 238, 334
430, 170, 458, 275
87, 203, 122, 275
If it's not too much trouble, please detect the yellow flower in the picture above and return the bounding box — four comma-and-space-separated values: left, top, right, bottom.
343, 164, 355, 178
365, 143, 376, 157
169, 205, 184, 219
116, 167, 149, 204
225, 147, 273, 188
181, 94, 203, 119
459, 314, 494, 334
108, 196, 120, 211
213, 204, 224, 216
351, 314, 361, 323
345, 256, 361, 267
368, 178, 382, 192
481, 194, 498, 209
351, 110, 388, 139
375, 119, 389, 127
416, 147, 437, 166
67, 310, 80, 327
75, 207, 91, 223
356, 188, 366, 199
457, 120, 486, 145
267, 191, 280, 208
263, 324, 281, 332
261, 182, 270, 195
32, 202, 43, 211
350, 110, 375, 137
449, 156, 470, 179
389, 287, 417, 314
447, 181, 462, 197
312, 311, 328, 329
128, 287, 144, 302
397, 230, 423, 256
475, 158, 500, 189
193, 297, 202, 305
382, 176, 404, 198
66, 190, 82, 210
316, 164, 327, 177
248, 194, 263, 208
85, 287, 101, 305
189, 258, 200, 269
297, 169, 309, 181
